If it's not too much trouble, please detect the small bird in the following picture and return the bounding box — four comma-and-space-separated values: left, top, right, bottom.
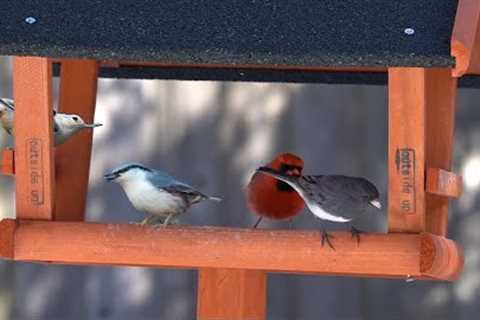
104, 163, 221, 226
247, 153, 305, 228
256, 167, 381, 249
0, 97, 102, 145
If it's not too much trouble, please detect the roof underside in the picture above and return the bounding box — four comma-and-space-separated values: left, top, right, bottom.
0, 0, 458, 68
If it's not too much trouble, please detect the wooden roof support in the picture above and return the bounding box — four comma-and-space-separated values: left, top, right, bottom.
0, 149, 14, 176
54, 59, 99, 221
451, 0, 480, 77
197, 268, 266, 320
0, 219, 463, 281
388, 68, 427, 232
424, 69, 459, 236
13, 57, 55, 220
388, 68, 460, 236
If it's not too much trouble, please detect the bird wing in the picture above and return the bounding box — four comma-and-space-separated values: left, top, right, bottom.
148, 172, 208, 205
298, 175, 380, 220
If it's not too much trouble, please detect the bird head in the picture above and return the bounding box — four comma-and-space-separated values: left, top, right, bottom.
104, 163, 152, 184
55, 113, 102, 131
270, 153, 304, 177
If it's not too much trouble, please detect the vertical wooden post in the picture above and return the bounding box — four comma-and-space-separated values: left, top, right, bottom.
13, 57, 55, 220
425, 69, 458, 236
197, 268, 267, 320
388, 68, 426, 233
389, 68, 457, 235
54, 59, 99, 221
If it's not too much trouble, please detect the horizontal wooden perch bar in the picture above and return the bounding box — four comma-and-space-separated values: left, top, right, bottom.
0, 219, 463, 281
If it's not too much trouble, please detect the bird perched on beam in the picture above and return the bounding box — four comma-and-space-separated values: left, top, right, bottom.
247, 153, 305, 228
0, 97, 102, 145
105, 163, 221, 226
256, 166, 381, 249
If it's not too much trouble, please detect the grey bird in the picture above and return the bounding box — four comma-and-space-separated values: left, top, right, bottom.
0, 97, 102, 145
104, 163, 221, 226
256, 166, 382, 249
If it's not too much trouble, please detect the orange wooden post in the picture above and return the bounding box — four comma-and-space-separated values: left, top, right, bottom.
389, 68, 459, 235
451, 0, 480, 77
0, 149, 14, 176
197, 268, 267, 320
425, 69, 459, 236
388, 68, 427, 232
13, 57, 55, 220
54, 59, 99, 221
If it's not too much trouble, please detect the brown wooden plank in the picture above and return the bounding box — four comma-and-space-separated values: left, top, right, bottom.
13, 57, 55, 220
426, 168, 462, 198
0, 219, 16, 259
388, 68, 427, 233
197, 268, 266, 320
0, 220, 463, 281
425, 69, 458, 236
451, 0, 480, 77
0, 148, 14, 176
54, 59, 98, 221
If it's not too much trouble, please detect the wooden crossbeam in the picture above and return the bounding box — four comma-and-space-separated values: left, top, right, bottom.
0, 219, 463, 281
451, 0, 480, 77
54, 59, 98, 221
197, 268, 266, 320
13, 57, 55, 220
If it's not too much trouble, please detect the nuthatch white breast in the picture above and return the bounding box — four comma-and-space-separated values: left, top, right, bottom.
0, 97, 102, 145
256, 166, 382, 249
104, 163, 221, 226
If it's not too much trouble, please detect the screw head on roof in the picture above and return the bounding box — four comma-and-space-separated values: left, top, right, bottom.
404, 28, 415, 35
24, 16, 37, 24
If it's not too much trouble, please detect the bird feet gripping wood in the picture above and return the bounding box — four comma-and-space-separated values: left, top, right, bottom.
320, 229, 335, 250
350, 226, 364, 245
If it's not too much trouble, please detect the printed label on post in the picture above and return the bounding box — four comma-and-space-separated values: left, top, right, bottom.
26, 139, 44, 206
395, 148, 415, 214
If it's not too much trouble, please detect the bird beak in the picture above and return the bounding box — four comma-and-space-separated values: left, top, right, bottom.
104, 172, 118, 181
83, 123, 103, 128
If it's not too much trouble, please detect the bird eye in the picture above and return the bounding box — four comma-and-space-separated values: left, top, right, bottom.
72, 116, 79, 122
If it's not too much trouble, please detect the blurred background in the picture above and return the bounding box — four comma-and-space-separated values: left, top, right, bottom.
1, 56, 479, 319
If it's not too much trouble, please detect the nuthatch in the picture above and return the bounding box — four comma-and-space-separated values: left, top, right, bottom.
104, 163, 221, 226
256, 167, 382, 249
0, 97, 102, 145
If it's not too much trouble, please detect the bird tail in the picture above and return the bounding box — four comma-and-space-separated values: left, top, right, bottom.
207, 196, 222, 202
369, 199, 382, 209
256, 166, 297, 184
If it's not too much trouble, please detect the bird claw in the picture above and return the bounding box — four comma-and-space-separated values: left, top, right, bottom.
350, 226, 363, 245
252, 217, 263, 229
321, 231, 335, 250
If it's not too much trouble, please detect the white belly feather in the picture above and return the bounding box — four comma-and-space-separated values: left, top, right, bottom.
309, 204, 351, 223
121, 179, 186, 217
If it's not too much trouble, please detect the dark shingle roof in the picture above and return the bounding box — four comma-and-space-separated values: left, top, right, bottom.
6, 1, 477, 86
0, 0, 457, 68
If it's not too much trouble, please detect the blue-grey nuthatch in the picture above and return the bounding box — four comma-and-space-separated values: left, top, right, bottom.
104, 163, 221, 226
0, 97, 102, 145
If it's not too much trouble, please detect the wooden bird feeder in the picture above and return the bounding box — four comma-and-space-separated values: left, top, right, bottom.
0, 0, 477, 319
